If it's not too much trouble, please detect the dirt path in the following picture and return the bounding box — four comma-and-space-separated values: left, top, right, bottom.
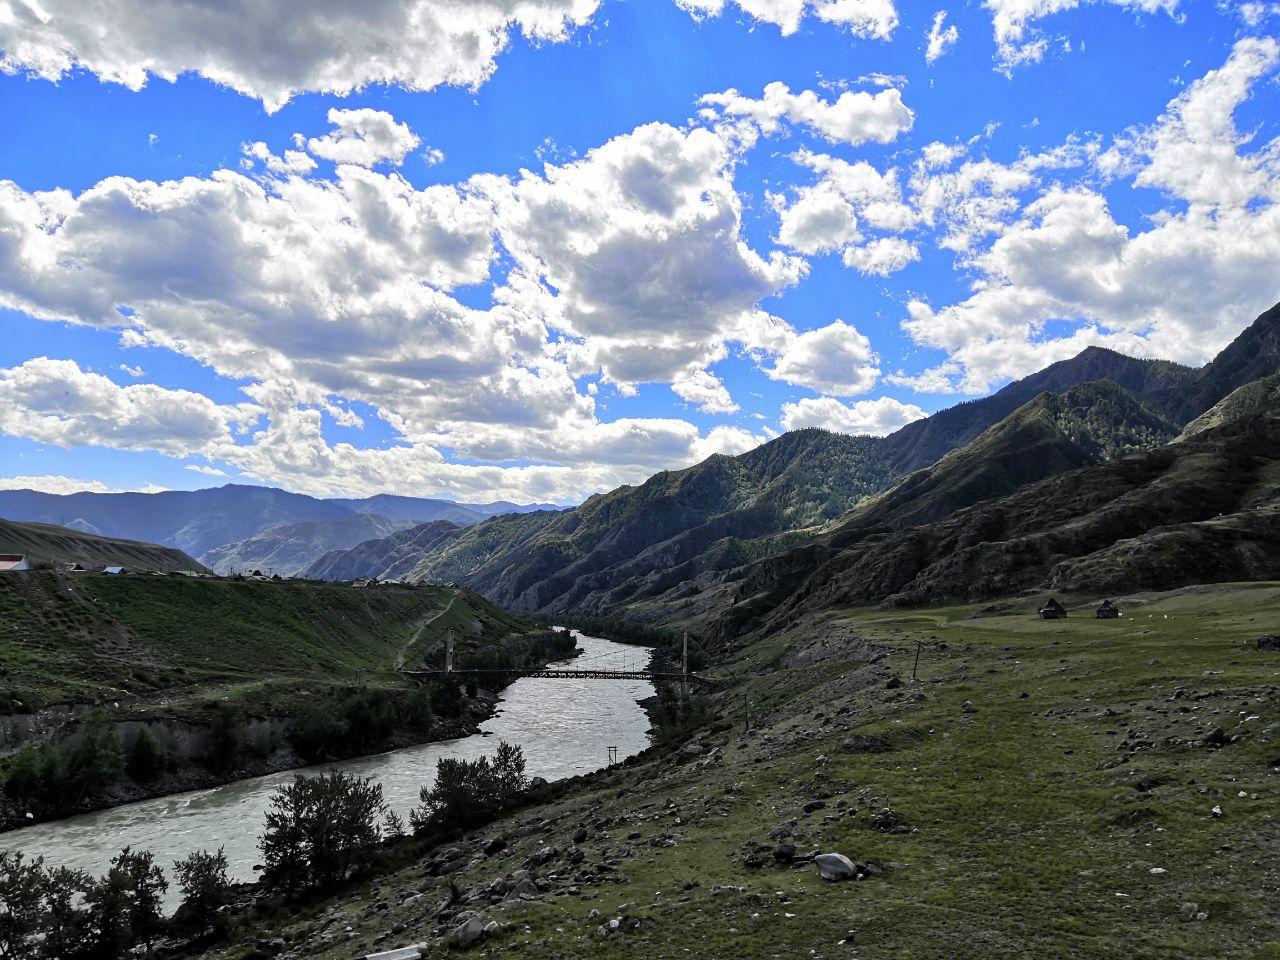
394, 593, 460, 671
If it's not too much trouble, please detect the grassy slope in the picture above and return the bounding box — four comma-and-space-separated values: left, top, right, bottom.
197, 582, 1280, 960
0, 573, 528, 711
0, 518, 206, 573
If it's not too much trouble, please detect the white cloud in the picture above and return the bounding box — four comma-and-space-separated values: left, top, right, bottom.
900, 38, 1280, 393
306, 108, 422, 168
185, 464, 228, 477
0, 475, 168, 495
0, 357, 260, 457
673, 369, 740, 414
842, 236, 919, 275
0, 0, 604, 111
766, 320, 880, 395
780, 395, 926, 435
117, 363, 144, 378
700, 81, 913, 146
985, 0, 1180, 69
925, 10, 959, 63
676, 0, 898, 38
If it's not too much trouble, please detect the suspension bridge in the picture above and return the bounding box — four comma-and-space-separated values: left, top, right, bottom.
401, 632, 716, 690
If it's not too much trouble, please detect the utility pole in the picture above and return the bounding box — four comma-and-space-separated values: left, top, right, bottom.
445, 629, 455, 675
608, 746, 618, 765
912, 639, 923, 681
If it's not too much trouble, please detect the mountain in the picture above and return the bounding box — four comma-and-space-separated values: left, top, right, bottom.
199, 513, 421, 576
1166, 301, 1280, 423
326, 495, 488, 525
0, 518, 206, 572
0, 485, 356, 558
302, 520, 468, 582
0, 484, 558, 560
1177, 371, 1280, 440
714, 395, 1279, 640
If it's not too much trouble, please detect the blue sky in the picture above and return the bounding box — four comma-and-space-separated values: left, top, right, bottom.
0, 0, 1277, 503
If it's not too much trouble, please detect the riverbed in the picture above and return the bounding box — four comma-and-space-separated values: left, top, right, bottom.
0, 631, 654, 894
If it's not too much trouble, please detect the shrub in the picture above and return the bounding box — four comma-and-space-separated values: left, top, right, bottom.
260, 772, 385, 893
410, 741, 526, 834
85, 847, 168, 955
63, 722, 123, 798
173, 848, 232, 936
205, 704, 244, 773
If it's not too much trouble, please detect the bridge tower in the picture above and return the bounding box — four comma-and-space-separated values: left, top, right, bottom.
681, 632, 689, 700
445, 630, 455, 674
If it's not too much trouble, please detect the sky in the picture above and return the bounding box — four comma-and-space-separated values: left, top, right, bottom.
0, 0, 1277, 505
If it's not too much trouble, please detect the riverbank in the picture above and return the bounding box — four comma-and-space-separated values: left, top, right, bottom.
0, 632, 655, 899
185, 583, 1278, 960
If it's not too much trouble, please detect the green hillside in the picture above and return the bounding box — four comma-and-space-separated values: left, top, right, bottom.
0, 572, 532, 712
0, 517, 206, 572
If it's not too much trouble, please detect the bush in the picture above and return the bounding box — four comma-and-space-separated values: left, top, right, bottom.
410, 741, 526, 834
290, 687, 434, 763
260, 771, 385, 893
173, 848, 232, 936
63, 721, 122, 799
205, 704, 244, 773
125, 728, 165, 782
3, 743, 64, 807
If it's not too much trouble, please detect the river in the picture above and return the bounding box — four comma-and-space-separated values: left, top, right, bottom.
0, 631, 654, 897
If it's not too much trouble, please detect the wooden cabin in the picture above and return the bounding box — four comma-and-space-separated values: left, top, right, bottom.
1038, 598, 1068, 620
1095, 599, 1121, 619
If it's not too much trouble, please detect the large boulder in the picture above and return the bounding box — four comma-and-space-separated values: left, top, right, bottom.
813, 853, 859, 882
446, 916, 487, 949
1258, 635, 1280, 651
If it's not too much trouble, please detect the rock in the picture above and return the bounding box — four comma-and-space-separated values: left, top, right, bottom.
445, 916, 487, 949
679, 743, 704, 760
803, 800, 827, 813
768, 821, 795, 840
1210, 805, 1223, 818
482, 920, 507, 938
528, 776, 549, 790
571, 827, 588, 844
483, 837, 507, 856
365, 947, 423, 960
885, 676, 903, 689
1258, 635, 1280, 651
962, 700, 977, 714
813, 853, 858, 882
505, 879, 542, 901
773, 842, 796, 864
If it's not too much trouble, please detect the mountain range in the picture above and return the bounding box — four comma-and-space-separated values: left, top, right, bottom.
0, 485, 560, 576
302, 301, 1280, 640
0, 517, 206, 573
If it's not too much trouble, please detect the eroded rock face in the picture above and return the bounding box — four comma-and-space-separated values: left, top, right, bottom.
813, 852, 858, 882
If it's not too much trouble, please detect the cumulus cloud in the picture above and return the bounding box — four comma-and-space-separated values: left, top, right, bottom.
780, 395, 926, 435
925, 10, 959, 62
842, 236, 919, 275
766, 320, 880, 395
673, 369, 739, 414
900, 37, 1280, 392
676, 0, 898, 37
0, 0, 603, 111
700, 81, 914, 146
985, 0, 1180, 69
0, 358, 260, 457
307, 108, 422, 167
0, 475, 168, 495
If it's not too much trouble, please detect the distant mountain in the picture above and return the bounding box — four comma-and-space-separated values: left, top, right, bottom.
0, 484, 558, 560
0, 518, 206, 572
199, 513, 421, 576
1166, 301, 1280, 424
326, 495, 487, 526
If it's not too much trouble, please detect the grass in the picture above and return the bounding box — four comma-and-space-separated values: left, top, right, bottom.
0, 572, 532, 716
191, 581, 1280, 960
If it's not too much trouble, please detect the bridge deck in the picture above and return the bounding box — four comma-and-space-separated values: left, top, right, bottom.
402, 667, 715, 688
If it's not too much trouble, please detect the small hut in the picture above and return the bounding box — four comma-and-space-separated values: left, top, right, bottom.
1038, 598, 1068, 620
0, 555, 29, 572
1095, 599, 1120, 619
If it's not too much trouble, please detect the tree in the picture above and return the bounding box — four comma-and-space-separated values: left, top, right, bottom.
84, 848, 168, 956
125, 728, 165, 782
64, 722, 123, 798
259, 772, 385, 893
173, 848, 232, 936
410, 741, 526, 833
0, 852, 45, 959
38, 866, 95, 960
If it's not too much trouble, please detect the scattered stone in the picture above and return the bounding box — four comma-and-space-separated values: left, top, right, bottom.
773, 842, 796, 864
483, 837, 507, 856
572, 827, 588, 844
962, 700, 977, 714
814, 853, 858, 882
445, 916, 487, 949
1258, 635, 1280, 652
885, 676, 903, 689
803, 800, 827, 814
